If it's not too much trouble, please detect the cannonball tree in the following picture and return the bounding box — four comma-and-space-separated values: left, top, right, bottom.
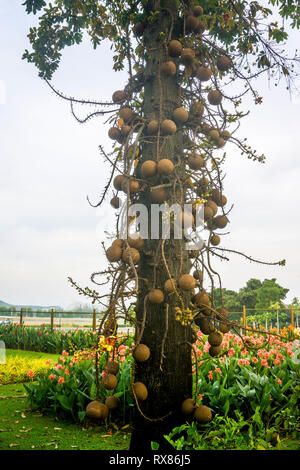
22, 0, 299, 450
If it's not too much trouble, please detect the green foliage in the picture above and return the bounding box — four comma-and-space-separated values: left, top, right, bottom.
163, 413, 274, 450
22, 0, 300, 82
213, 278, 289, 322
192, 329, 300, 433
0, 349, 59, 385
0, 323, 97, 354
0, 382, 130, 450
24, 352, 134, 424
255, 279, 289, 310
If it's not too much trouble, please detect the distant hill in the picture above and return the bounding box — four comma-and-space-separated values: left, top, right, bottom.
0, 299, 61, 311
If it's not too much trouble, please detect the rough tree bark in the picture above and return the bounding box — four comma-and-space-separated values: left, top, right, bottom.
129, 2, 194, 451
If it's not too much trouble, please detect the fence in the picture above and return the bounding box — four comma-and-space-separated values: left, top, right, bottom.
0, 309, 108, 331
224, 306, 298, 331
0, 306, 298, 332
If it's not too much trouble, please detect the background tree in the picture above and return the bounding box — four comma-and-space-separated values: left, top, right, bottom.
255, 278, 289, 310
22, 0, 299, 450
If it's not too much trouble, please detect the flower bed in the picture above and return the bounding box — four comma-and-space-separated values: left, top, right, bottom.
0, 323, 98, 354
0, 350, 59, 385
192, 330, 299, 430
23, 329, 299, 434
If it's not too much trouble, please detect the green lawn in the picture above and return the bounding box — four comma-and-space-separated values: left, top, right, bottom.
0, 383, 130, 450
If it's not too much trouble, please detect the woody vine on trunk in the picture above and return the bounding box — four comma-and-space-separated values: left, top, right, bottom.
22, 0, 300, 450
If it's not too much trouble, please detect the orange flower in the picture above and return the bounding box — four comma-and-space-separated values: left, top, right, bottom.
58, 376, 65, 385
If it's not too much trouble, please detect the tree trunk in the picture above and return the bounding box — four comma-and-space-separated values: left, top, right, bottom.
130, 3, 194, 451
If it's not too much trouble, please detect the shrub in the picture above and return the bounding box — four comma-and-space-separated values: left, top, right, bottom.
163, 413, 279, 450
0, 355, 55, 385
24, 347, 135, 424
0, 323, 98, 354
192, 330, 300, 428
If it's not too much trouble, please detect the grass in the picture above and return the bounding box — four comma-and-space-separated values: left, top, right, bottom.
0, 383, 131, 450
5, 349, 60, 361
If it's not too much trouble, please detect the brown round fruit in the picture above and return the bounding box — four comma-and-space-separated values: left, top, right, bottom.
86, 401, 109, 420
112, 90, 127, 104
181, 398, 196, 415
195, 316, 215, 335
208, 90, 223, 106
147, 120, 159, 135
150, 187, 168, 203
102, 374, 118, 390
161, 119, 177, 136
141, 160, 157, 178
119, 107, 135, 122
133, 344, 150, 362
128, 234, 144, 250
168, 40, 183, 57
209, 344, 223, 357
157, 158, 174, 176
194, 291, 210, 307
221, 195, 227, 206
216, 137, 226, 148
204, 205, 214, 221
108, 127, 122, 141
213, 215, 228, 229
132, 382, 148, 401
205, 200, 218, 216
178, 274, 196, 291
193, 5, 204, 16
121, 179, 140, 194
219, 322, 230, 334
181, 48, 195, 66
216, 307, 229, 320
190, 102, 205, 117
106, 244, 122, 263
186, 15, 199, 33
173, 107, 189, 124
220, 130, 231, 141
208, 331, 223, 347
110, 196, 121, 209
105, 361, 120, 375
196, 66, 212, 82
210, 189, 227, 207
209, 129, 220, 142
160, 61, 176, 77
113, 174, 126, 191
133, 23, 145, 37
112, 238, 123, 247
164, 278, 177, 294
122, 246, 140, 265
120, 124, 131, 137
216, 55, 232, 72
105, 395, 120, 411
188, 153, 204, 170
148, 289, 164, 304
210, 234, 220, 246
194, 405, 212, 423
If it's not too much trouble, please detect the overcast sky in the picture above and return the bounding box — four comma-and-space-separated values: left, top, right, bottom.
0, 1, 300, 310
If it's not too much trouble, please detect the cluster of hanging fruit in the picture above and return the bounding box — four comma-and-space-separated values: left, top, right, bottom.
85, 359, 121, 422
90, 3, 238, 425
